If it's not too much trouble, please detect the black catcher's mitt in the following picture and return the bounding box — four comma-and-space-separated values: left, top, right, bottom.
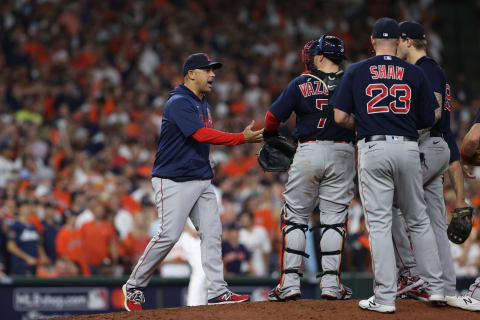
447, 206, 473, 244
258, 135, 296, 172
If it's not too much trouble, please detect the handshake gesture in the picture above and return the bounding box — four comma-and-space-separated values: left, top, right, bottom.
242, 121, 264, 143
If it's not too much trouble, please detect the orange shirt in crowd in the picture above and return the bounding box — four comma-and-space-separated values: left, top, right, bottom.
56, 227, 90, 276
80, 220, 116, 266
120, 232, 151, 263
254, 208, 276, 236
121, 195, 141, 215
222, 155, 258, 177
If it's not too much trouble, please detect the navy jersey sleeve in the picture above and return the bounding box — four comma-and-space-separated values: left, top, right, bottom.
269, 79, 299, 122
444, 128, 460, 163
330, 67, 354, 114
167, 97, 205, 137
415, 71, 436, 129
420, 63, 443, 97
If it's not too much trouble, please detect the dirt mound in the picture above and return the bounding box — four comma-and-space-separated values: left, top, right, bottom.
51, 299, 474, 320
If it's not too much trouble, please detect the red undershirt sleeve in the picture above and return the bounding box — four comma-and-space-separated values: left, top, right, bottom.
264, 111, 281, 132
191, 127, 245, 145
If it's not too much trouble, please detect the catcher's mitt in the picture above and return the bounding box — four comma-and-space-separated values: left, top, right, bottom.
258, 135, 296, 172
447, 206, 473, 244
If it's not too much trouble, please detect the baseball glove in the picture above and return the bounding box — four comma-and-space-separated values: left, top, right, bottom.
258, 135, 296, 172
447, 206, 474, 244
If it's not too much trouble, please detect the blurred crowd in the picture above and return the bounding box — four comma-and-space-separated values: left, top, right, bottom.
0, 0, 480, 280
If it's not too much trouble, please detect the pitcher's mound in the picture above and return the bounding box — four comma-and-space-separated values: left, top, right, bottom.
54, 299, 475, 320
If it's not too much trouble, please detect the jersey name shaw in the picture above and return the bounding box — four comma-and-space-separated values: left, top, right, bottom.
298, 80, 328, 98
370, 65, 405, 80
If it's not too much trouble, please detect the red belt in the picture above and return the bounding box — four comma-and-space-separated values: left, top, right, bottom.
300, 140, 350, 144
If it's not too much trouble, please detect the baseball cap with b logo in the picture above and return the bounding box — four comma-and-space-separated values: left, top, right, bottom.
183, 53, 223, 76
372, 17, 400, 39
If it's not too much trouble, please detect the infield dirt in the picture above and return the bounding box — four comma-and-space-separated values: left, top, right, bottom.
50, 299, 477, 320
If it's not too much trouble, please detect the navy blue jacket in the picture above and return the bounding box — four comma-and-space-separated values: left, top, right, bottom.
152, 84, 214, 182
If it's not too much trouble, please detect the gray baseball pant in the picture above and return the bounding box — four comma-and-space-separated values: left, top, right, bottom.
358, 137, 444, 306
126, 178, 227, 299
392, 133, 456, 296
469, 277, 480, 299
280, 141, 355, 295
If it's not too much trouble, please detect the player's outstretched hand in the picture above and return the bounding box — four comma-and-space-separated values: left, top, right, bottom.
243, 121, 264, 143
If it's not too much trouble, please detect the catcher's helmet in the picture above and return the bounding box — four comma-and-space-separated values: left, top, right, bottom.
302, 35, 347, 71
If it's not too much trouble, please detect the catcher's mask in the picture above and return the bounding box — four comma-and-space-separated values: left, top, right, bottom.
302, 35, 347, 71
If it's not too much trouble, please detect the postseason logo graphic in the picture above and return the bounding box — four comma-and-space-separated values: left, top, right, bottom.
13, 287, 109, 311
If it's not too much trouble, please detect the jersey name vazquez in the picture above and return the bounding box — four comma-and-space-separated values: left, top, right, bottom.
298, 80, 328, 98
370, 65, 405, 80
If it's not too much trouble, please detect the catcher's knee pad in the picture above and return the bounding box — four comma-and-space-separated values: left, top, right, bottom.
313, 212, 347, 279
280, 204, 310, 278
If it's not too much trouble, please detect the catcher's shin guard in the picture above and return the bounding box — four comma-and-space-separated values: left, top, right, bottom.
312, 207, 348, 294
279, 204, 310, 289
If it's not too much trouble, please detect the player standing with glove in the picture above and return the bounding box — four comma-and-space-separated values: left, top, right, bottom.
122, 53, 263, 311
264, 35, 355, 302
332, 17, 445, 313
391, 21, 471, 301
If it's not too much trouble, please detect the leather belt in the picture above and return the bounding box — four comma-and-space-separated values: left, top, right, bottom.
364, 135, 417, 142
299, 140, 351, 144
429, 132, 443, 138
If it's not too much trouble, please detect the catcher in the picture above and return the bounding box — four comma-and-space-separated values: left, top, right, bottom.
444, 107, 480, 312
262, 35, 355, 301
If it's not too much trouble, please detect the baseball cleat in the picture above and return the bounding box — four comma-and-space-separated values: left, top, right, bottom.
397, 275, 425, 296
359, 296, 395, 313
446, 295, 480, 311
321, 285, 352, 300
406, 283, 429, 302
122, 284, 144, 311
429, 293, 447, 306
268, 286, 301, 302
208, 290, 250, 305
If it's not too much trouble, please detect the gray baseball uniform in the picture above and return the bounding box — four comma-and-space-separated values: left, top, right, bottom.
391, 51, 457, 297
126, 178, 227, 300
265, 37, 355, 301
392, 132, 456, 296
469, 277, 480, 300
358, 137, 444, 305
280, 141, 355, 296
331, 52, 445, 307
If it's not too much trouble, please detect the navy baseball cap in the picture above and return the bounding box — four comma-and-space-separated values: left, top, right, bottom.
399, 21, 426, 39
183, 53, 222, 76
372, 17, 400, 39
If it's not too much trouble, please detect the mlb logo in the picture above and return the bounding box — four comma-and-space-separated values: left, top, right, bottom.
383, 33, 389, 37
391, 136, 400, 141
384, 56, 392, 60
